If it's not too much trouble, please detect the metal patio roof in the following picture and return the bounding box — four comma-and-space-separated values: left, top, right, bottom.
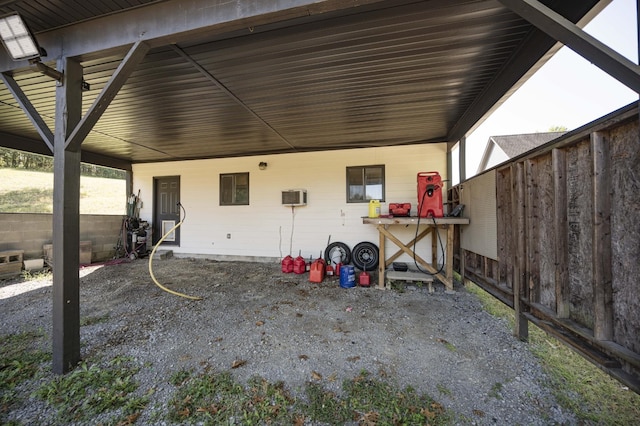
0, 0, 609, 168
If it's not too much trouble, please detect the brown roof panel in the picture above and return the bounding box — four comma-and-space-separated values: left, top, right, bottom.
0, 0, 607, 166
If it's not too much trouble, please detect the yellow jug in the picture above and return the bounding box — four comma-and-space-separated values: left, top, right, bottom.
368, 199, 381, 218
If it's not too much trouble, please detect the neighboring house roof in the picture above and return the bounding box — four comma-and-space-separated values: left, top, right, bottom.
477, 131, 566, 173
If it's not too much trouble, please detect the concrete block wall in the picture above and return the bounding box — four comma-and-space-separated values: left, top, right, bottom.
80, 215, 124, 262
0, 213, 124, 263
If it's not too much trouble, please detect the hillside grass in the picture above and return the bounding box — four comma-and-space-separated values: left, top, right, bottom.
0, 168, 125, 215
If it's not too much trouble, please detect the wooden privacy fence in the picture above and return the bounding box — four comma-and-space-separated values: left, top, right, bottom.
455, 102, 639, 393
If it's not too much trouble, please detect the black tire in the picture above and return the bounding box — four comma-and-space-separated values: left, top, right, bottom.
324, 242, 351, 265
352, 241, 379, 271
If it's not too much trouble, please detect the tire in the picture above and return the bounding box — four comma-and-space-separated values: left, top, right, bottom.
352, 241, 379, 271
324, 242, 351, 265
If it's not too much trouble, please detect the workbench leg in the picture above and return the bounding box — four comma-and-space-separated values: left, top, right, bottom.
445, 225, 455, 293
377, 225, 386, 289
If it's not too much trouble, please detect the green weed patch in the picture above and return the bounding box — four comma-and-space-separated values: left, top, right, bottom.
168, 370, 297, 424
33, 356, 149, 424
0, 331, 50, 417
168, 368, 450, 425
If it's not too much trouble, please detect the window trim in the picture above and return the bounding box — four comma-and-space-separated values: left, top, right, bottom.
219, 172, 249, 206
346, 164, 385, 203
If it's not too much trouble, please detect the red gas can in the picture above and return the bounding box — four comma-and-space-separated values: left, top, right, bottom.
389, 203, 411, 217
309, 258, 326, 283
281, 255, 294, 273
293, 255, 306, 274
417, 172, 444, 218
358, 271, 371, 287
326, 263, 334, 276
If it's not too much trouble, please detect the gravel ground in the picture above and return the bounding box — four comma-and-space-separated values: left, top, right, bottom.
1, 257, 576, 425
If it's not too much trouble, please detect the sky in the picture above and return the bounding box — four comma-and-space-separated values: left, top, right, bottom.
456, 0, 638, 181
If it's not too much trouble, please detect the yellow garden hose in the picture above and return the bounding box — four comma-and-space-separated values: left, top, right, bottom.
148, 204, 202, 301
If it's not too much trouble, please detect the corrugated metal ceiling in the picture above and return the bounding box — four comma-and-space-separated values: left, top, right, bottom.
0, 0, 605, 166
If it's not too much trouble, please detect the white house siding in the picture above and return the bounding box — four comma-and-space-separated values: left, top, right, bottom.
132, 144, 448, 264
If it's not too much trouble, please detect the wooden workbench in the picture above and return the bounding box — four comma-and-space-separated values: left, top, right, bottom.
362, 216, 469, 292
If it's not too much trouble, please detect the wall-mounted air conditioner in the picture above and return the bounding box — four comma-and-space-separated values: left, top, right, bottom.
282, 189, 307, 206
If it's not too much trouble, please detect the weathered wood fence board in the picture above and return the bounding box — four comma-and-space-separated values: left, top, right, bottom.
567, 139, 595, 329
496, 168, 513, 289
609, 121, 640, 355
457, 102, 640, 393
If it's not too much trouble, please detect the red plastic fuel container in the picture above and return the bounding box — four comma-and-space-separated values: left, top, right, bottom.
358, 270, 371, 287
293, 255, 306, 274
309, 258, 326, 283
281, 255, 294, 273
417, 172, 443, 218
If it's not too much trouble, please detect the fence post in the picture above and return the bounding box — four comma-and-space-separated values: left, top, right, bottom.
511, 162, 528, 341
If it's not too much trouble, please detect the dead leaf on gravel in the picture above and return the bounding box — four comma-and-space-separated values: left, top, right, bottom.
232, 359, 247, 368
432, 402, 445, 413
311, 370, 322, 381
473, 409, 485, 417
197, 404, 220, 415
116, 412, 140, 425
256, 320, 264, 326
299, 354, 309, 360
293, 414, 305, 426
359, 411, 379, 425
347, 356, 360, 362
328, 372, 337, 382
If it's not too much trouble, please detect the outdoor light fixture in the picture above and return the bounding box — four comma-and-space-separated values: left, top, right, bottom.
259, 162, 268, 170
0, 12, 42, 61
0, 12, 67, 84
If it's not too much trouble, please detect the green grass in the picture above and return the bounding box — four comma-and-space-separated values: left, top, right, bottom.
0, 331, 50, 416
168, 368, 451, 425
33, 355, 149, 424
530, 336, 640, 425
465, 281, 640, 424
0, 188, 54, 212
0, 168, 125, 214
1, 331, 148, 425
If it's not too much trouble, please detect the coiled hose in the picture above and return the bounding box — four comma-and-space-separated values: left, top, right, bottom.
148, 203, 202, 300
